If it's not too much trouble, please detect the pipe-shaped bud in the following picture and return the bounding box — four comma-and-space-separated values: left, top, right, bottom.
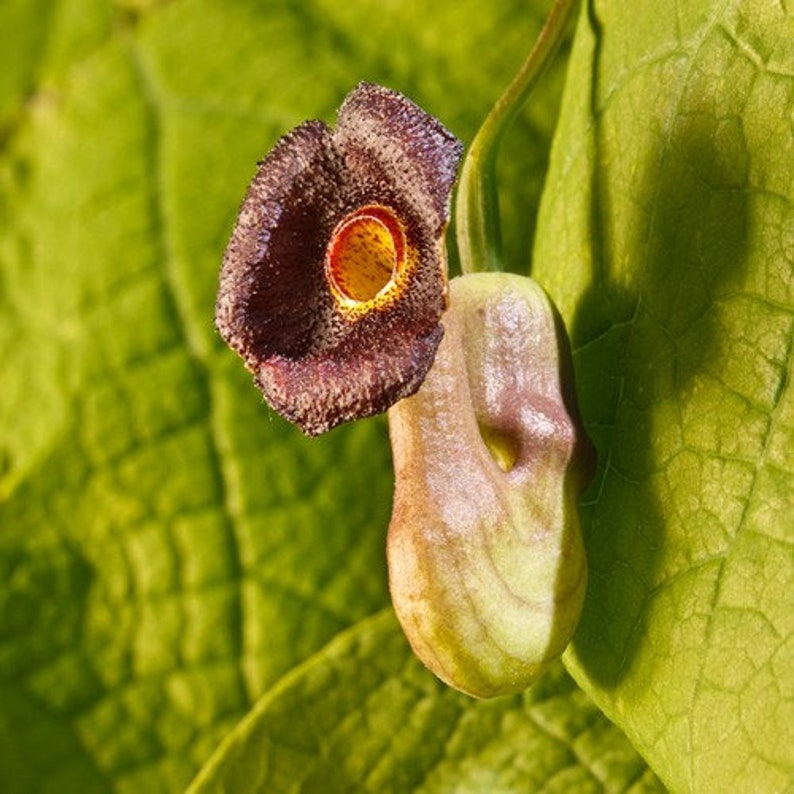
387, 272, 594, 698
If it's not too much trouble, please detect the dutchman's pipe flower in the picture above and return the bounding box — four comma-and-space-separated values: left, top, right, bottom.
217, 83, 594, 698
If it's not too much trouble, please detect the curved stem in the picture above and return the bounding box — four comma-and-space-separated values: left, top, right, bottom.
456, 0, 579, 275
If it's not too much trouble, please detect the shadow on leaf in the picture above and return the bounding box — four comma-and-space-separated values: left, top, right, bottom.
568, 3, 750, 690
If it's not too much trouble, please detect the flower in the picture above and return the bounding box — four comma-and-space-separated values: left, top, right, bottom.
216, 82, 463, 435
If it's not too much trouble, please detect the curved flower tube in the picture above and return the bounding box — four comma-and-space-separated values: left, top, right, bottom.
216, 83, 463, 436
387, 273, 595, 698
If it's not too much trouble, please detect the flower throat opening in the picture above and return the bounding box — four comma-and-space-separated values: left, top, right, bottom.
326, 205, 407, 305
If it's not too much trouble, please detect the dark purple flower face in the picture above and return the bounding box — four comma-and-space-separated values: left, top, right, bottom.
216, 82, 463, 435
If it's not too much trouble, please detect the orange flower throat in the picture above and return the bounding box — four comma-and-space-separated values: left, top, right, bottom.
325, 205, 411, 309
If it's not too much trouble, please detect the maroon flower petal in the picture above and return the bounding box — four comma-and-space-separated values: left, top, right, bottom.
216, 83, 463, 435
335, 82, 463, 236
215, 121, 348, 363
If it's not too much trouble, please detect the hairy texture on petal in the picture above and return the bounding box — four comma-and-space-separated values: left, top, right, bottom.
336, 82, 462, 236
216, 121, 347, 363
216, 83, 463, 435
257, 325, 445, 438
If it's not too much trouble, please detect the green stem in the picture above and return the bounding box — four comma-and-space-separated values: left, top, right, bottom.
455, 0, 579, 274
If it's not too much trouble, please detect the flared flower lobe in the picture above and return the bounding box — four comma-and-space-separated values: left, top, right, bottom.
216, 83, 463, 435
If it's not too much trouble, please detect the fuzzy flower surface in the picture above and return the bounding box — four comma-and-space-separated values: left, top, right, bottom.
216, 83, 463, 435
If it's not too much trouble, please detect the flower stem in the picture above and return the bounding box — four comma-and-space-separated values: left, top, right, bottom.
455, 0, 578, 275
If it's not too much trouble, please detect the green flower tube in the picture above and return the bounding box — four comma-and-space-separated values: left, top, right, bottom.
387, 273, 594, 698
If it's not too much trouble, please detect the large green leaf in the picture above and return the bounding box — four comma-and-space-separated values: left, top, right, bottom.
0, 0, 572, 790
534, 1, 794, 791
190, 610, 662, 793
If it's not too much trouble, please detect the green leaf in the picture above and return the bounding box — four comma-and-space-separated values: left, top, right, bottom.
0, 0, 570, 790
189, 610, 662, 793
534, 1, 794, 790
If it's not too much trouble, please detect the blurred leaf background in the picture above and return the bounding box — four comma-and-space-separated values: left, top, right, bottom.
0, 0, 791, 791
